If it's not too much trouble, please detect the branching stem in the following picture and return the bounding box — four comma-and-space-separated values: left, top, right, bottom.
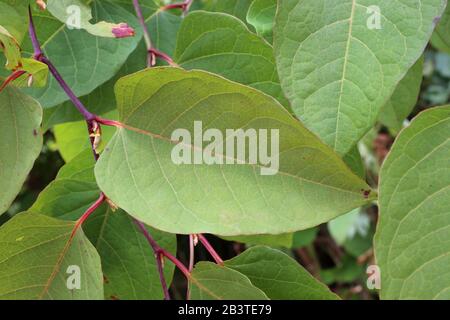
198, 234, 224, 265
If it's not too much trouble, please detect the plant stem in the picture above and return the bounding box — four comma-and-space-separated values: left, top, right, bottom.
28, 6, 42, 58
132, 0, 156, 67
72, 193, 106, 237
161, 0, 193, 16
198, 234, 224, 265
28, 7, 95, 122
133, 219, 172, 300
134, 219, 191, 278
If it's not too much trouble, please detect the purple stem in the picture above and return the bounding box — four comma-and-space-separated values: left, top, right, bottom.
198, 234, 224, 265
28, 6, 42, 57
28, 7, 95, 122
133, 219, 171, 300
132, 0, 155, 67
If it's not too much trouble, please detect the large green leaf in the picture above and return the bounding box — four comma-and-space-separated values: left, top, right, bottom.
374, 106, 450, 299
378, 57, 424, 133
274, 0, 446, 155
225, 246, 339, 299
22, 2, 142, 108
95, 67, 374, 236
0, 87, 42, 214
29, 150, 177, 300
174, 11, 289, 109
190, 262, 269, 300
0, 212, 103, 300
246, 0, 276, 43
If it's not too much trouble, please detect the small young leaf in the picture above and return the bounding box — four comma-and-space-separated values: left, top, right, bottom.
47, 0, 135, 38
0, 25, 21, 70
246, 0, 276, 43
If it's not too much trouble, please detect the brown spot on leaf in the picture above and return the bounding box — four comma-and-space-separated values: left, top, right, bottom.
362, 189, 371, 199
33, 129, 38, 136
110, 295, 120, 300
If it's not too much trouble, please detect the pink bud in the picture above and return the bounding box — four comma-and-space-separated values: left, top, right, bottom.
112, 23, 135, 38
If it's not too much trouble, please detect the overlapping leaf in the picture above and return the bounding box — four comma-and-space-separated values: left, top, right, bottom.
174, 11, 289, 108
190, 262, 269, 300
246, 0, 276, 43
0, 87, 42, 215
378, 57, 424, 133
274, 0, 446, 155
95, 67, 375, 236
0, 212, 103, 299
225, 246, 340, 299
374, 106, 450, 299
22, 2, 142, 108
29, 150, 177, 300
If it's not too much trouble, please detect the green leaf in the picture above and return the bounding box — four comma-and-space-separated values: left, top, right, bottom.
54, 111, 117, 162
0, 25, 21, 70
0, 1, 28, 43
0, 212, 103, 299
207, 0, 253, 25
42, 10, 181, 129
23, 2, 143, 108
378, 57, 424, 134
174, 11, 289, 109
225, 246, 339, 299
95, 67, 374, 236
0, 87, 42, 214
291, 227, 318, 248
14, 58, 49, 88
374, 106, 450, 299
29, 149, 177, 300
190, 262, 269, 300
246, 0, 276, 43
221, 233, 293, 248
47, 0, 135, 38
274, 0, 446, 155
431, 3, 450, 54
343, 145, 365, 179
328, 208, 369, 245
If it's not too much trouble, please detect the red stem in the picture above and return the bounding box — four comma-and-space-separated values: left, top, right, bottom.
0, 70, 26, 92
132, 0, 155, 67
198, 234, 224, 265
161, 0, 193, 15
134, 219, 191, 278
71, 193, 106, 238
